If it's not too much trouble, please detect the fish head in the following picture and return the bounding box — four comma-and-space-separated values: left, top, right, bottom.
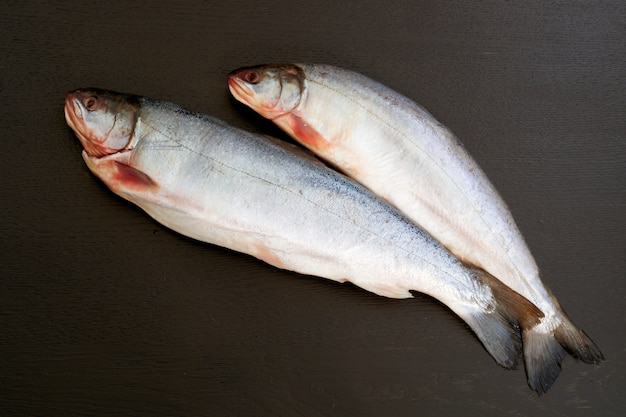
228, 64, 305, 119
65, 88, 139, 158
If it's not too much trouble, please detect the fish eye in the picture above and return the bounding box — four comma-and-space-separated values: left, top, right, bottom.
83, 96, 98, 110
244, 71, 260, 84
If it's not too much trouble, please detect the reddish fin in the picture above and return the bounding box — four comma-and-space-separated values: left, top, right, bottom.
280, 114, 331, 151
113, 161, 158, 191
251, 241, 285, 269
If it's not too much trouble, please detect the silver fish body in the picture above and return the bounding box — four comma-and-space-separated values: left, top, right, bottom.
65, 88, 542, 384
228, 64, 603, 393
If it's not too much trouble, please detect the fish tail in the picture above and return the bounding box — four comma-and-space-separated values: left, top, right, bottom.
457, 268, 603, 394
523, 309, 604, 395
458, 268, 544, 370
521, 325, 567, 394
554, 315, 604, 363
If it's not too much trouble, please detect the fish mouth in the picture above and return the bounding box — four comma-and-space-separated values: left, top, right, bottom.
64, 91, 109, 158
64, 93, 89, 144
64, 93, 80, 129
228, 69, 289, 119
227, 73, 254, 102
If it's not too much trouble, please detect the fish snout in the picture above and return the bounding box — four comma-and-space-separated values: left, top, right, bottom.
227, 73, 254, 101
65, 93, 84, 121
64, 90, 107, 157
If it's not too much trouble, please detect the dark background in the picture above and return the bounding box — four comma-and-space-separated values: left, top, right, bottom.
2, 1, 624, 416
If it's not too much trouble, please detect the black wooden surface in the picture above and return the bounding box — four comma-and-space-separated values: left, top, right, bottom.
1, 1, 624, 416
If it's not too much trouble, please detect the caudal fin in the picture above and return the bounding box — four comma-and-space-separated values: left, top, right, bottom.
460, 269, 544, 370
472, 269, 604, 395
524, 313, 604, 395
522, 325, 567, 394
555, 316, 604, 363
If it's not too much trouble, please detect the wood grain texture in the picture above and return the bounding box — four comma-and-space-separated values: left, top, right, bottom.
1, 1, 624, 416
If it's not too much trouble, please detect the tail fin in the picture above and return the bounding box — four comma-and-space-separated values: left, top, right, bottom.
524, 312, 604, 395
555, 317, 604, 363
522, 325, 567, 394
472, 268, 603, 395
460, 269, 543, 370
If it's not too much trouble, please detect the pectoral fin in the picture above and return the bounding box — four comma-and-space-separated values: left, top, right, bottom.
277, 113, 331, 151
82, 150, 159, 195
113, 161, 158, 190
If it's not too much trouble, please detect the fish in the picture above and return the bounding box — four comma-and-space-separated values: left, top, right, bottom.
65, 88, 544, 388
227, 64, 603, 393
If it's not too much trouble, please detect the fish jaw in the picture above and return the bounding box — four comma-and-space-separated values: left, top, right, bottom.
65, 93, 109, 157
227, 73, 258, 107
227, 69, 283, 120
